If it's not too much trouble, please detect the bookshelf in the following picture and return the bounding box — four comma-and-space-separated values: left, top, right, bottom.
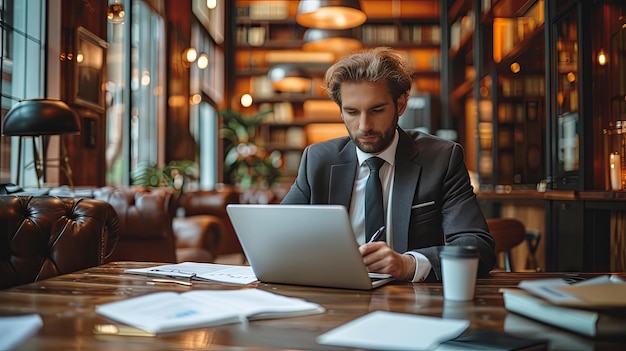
444, 0, 546, 190
231, 0, 442, 190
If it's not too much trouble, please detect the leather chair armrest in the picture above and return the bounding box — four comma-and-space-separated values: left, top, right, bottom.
178, 188, 243, 256
172, 215, 223, 263
68, 198, 120, 262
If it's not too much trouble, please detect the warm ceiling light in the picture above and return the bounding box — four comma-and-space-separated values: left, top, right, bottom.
183, 48, 198, 63
598, 49, 607, 66
509, 62, 521, 73
302, 28, 362, 54
206, 0, 217, 9
197, 53, 209, 69
107, 1, 125, 24
268, 65, 311, 93
141, 71, 151, 86
297, 0, 366, 29
240, 94, 253, 107
190, 94, 202, 105
566, 72, 576, 83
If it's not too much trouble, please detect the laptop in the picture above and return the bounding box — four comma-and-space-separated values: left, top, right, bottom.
226, 204, 394, 290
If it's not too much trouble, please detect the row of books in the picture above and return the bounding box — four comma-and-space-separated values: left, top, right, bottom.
236, 2, 289, 21
361, 24, 441, 45
237, 24, 441, 47
499, 75, 545, 97
501, 275, 626, 338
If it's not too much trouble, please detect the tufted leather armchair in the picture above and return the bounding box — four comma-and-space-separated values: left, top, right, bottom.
93, 186, 179, 263
0, 196, 120, 289
177, 186, 242, 257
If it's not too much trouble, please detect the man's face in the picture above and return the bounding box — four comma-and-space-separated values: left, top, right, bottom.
340, 81, 408, 154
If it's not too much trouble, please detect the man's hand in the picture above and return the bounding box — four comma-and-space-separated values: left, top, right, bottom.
359, 242, 416, 280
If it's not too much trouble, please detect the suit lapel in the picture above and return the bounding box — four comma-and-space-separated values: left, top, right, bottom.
329, 143, 357, 208
392, 131, 421, 252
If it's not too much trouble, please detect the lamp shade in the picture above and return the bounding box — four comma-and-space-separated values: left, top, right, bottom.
296, 0, 366, 29
302, 28, 362, 53
2, 98, 80, 136
268, 65, 311, 93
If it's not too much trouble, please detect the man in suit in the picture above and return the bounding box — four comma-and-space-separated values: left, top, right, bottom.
282, 47, 495, 282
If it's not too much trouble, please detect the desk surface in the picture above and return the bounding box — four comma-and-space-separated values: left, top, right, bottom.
1, 262, 624, 350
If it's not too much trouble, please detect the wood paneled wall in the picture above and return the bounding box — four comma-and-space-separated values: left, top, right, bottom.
59, 0, 109, 186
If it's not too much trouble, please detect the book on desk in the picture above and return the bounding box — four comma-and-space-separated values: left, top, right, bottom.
95, 289, 324, 334
501, 275, 626, 338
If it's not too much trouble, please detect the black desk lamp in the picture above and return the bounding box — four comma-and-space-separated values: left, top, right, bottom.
2, 98, 80, 188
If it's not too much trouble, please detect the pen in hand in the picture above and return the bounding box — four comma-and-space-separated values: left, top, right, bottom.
368, 226, 386, 243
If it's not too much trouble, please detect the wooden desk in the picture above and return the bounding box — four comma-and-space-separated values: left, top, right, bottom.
1, 262, 625, 350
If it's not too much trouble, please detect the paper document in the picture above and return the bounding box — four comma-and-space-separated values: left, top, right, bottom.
316, 311, 469, 350
96, 289, 325, 333
125, 262, 257, 285
518, 275, 626, 308
0, 314, 43, 350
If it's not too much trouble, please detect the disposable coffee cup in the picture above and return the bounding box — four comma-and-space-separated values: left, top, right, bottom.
439, 246, 479, 301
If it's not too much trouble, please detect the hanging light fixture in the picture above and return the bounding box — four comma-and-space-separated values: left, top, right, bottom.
302, 28, 362, 54
268, 65, 311, 93
296, 0, 366, 30
107, 0, 125, 24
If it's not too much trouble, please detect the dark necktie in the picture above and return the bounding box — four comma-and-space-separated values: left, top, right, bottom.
365, 157, 385, 242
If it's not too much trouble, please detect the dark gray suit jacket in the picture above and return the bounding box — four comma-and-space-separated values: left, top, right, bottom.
281, 128, 496, 281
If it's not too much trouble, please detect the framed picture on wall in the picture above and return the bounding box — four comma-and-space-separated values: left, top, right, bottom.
74, 26, 108, 111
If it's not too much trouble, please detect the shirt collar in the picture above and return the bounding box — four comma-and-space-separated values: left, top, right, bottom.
356, 129, 399, 166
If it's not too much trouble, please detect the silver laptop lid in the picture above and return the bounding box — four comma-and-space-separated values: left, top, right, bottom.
226, 204, 392, 290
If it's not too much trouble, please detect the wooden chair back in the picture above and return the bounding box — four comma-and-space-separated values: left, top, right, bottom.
486, 218, 527, 271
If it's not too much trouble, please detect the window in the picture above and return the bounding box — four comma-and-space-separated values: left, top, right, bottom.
105, 0, 165, 185
0, 0, 45, 185
188, 20, 221, 189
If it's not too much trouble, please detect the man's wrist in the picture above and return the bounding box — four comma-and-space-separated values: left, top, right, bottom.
403, 253, 416, 280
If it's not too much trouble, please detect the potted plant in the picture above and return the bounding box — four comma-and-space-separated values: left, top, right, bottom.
131, 159, 198, 190
219, 109, 282, 202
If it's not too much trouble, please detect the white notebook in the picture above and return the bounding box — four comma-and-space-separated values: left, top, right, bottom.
96, 289, 324, 334
316, 311, 469, 350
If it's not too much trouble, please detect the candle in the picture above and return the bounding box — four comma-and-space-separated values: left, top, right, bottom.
610, 152, 622, 190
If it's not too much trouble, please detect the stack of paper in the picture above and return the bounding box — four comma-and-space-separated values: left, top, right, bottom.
501, 275, 626, 337
125, 262, 258, 285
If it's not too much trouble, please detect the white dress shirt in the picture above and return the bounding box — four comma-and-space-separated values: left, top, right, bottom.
349, 130, 432, 282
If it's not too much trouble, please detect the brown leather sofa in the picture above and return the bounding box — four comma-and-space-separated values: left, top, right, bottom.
0, 195, 119, 289
92, 186, 228, 263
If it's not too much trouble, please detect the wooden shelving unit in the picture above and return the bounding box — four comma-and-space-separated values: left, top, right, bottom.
443, 0, 546, 190
231, 0, 442, 189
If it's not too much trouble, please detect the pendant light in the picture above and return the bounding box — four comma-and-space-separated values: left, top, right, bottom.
296, 0, 366, 30
302, 28, 362, 54
268, 65, 311, 93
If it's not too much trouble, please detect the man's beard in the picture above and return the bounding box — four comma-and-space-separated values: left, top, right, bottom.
348, 115, 398, 154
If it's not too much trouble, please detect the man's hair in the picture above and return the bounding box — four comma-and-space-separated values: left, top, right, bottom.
321, 47, 415, 107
